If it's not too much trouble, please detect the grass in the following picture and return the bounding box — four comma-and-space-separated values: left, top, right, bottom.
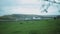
0, 19, 60, 34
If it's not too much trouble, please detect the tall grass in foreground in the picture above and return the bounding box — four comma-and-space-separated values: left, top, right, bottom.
0, 19, 60, 34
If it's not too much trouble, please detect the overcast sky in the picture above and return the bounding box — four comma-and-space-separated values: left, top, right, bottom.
0, 0, 60, 16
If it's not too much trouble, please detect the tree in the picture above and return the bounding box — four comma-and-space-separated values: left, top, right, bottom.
40, 0, 60, 13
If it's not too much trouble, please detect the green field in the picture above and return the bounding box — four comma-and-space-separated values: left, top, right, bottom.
0, 19, 60, 34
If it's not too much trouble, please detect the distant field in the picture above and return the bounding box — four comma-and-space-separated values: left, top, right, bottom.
0, 19, 60, 34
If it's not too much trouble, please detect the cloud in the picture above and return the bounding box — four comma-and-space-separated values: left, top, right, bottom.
21, 0, 40, 4
0, 6, 40, 15
0, 0, 60, 16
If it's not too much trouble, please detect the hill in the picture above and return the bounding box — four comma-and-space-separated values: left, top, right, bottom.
0, 14, 60, 21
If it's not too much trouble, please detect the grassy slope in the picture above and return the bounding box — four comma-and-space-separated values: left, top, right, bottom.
0, 19, 60, 34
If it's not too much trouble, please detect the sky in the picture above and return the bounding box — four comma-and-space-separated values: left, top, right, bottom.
0, 0, 60, 16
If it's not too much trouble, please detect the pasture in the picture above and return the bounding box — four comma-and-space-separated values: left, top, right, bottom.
0, 19, 60, 34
